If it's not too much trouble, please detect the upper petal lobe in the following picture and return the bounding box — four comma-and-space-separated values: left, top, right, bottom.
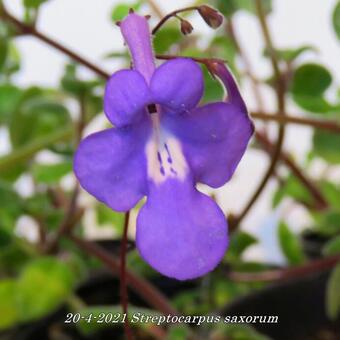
104, 69, 152, 127
150, 58, 204, 113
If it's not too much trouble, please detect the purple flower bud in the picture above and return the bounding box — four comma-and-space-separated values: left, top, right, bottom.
198, 5, 224, 29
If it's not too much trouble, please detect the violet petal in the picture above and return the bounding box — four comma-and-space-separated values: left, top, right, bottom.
162, 101, 253, 188
136, 178, 228, 280
150, 58, 204, 113
74, 121, 151, 212
104, 69, 152, 127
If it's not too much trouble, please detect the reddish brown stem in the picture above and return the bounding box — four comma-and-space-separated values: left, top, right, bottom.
0, 7, 110, 79
226, 17, 265, 111
228, 254, 340, 282
120, 212, 133, 340
68, 234, 178, 316
251, 112, 340, 134
233, 0, 287, 227
152, 6, 198, 34
45, 185, 80, 253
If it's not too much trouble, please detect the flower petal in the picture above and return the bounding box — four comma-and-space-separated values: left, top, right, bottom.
150, 58, 204, 112
74, 121, 151, 211
136, 178, 228, 280
162, 102, 254, 188
104, 69, 152, 127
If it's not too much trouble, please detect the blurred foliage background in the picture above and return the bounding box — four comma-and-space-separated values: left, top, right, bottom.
0, 0, 340, 339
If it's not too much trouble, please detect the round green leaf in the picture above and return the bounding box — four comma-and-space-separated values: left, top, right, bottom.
23, 0, 48, 9
17, 257, 76, 322
291, 63, 334, 113
32, 161, 72, 184
326, 264, 340, 320
0, 279, 19, 330
278, 222, 305, 265
9, 88, 71, 148
153, 27, 182, 54
323, 235, 340, 256
0, 84, 22, 124
291, 63, 332, 97
333, 1, 340, 40
313, 130, 340, 164
0, 38, 8, 71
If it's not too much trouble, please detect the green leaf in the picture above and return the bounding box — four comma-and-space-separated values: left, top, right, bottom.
313, 211, 340, 236
0, 37, 8, 71
326, 264, 340, 320
227, 231, 257, 262
333, 1, 340, 40
264, 45, 316, 63
278, 222, 305, 265
167, 325, 191, 340
323, 236, 340, 256
0, 279, 19, 330
0, 126, 73, 172
61, 64, 101, 97
320, 181, 340, 209
0, 84, 22, 125
9, 89, 71, 148
23, 0, 48, 9
291, 63, 333, 113
292, 95, 334, 114
1, 42, 21, 77
0, 227, 12, 248
17, 257, 76, 322
291, 63, 332, 96
217, 0, 272, 17
111, 2, 141, 22
272, 174, 313, 207
202, 67, 224, 102
0, 237, 35, 274
0, 180, 23, 226
153, 27, 182, 54
313, 130, 340, 164
32, 161, 72, 184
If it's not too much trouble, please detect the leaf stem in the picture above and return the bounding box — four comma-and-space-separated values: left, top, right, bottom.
233, 0, 287, 227
0, 5, 109, 79
227, 254, 340, 282
251, 112, 340, 134
151, 6, 198, 35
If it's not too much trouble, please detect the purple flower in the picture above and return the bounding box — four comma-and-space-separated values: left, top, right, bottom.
74, 13, 253, 280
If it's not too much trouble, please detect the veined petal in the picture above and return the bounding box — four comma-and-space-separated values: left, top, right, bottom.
136, 178, 228, 280
162, 102, 254, 188
150, 58, 204, 113
74, 120, 151, 211
104, 69, 152, 127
